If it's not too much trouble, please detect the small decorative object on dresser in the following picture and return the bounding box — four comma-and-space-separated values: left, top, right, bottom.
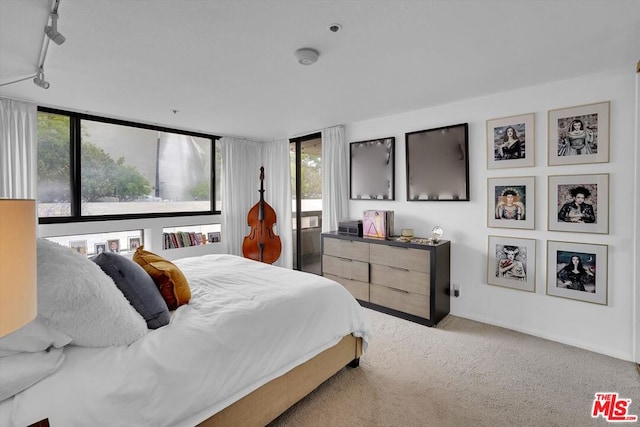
362, 210, 394, 238
338, 220, 363, 237
321, 231, 451, 326
430, 226, 444, 244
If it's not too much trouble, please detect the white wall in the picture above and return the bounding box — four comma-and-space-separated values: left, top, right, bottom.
346, 66, 637, 361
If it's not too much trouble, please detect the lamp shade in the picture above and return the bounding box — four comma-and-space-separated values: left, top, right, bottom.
0, 199, 37, 337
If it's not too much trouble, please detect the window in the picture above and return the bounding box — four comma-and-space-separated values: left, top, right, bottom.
37, 108, 221, 221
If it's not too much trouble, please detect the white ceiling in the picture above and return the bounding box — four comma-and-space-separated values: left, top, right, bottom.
1, 0, 639, 140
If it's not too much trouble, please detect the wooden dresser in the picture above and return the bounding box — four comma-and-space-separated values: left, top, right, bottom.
321, 231, 450, 326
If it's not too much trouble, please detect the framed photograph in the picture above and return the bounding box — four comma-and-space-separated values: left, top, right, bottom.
548, 174, 609, 234
208, 231, 221, 243
94, 242, 106, 255
69, 240, 87, 256
486, 113, 535, 169
487, 176, 535, 229
350, 137, 395, 200
546, 240, 608, 305
487, 235, 536, 292
107, 239, 120, 253
128, 237, 141, 251
406, 123, 469, 201
548, 101, 610, 166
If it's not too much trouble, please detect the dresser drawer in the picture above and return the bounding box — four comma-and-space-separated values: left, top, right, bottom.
370, 264, 429, 296
323, 238, 369, 263
370, 284, 430, 318
322, 255, 369, 282
369, 244, 430, 273
324, 273, 370, 302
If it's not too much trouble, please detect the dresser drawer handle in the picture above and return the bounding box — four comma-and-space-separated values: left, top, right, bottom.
337, 257, 353, 262
389, 266, 409, 272
388, 287, 409, 294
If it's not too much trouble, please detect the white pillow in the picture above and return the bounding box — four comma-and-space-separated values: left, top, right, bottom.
36, 238, 147, 347
0, 318, 71, 357
0, 347, 64, 401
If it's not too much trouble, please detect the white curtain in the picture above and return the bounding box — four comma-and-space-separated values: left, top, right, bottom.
221, 136, 293, 268
321, 126, 349, 232
262, 138, 293, 268
220, 137, 262, 257
0, 98, 37, 199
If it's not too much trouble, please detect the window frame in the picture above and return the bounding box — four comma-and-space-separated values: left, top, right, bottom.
38, 107, 221, 224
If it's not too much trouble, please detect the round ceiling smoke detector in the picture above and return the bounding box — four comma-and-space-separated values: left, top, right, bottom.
294, 48, 320, 65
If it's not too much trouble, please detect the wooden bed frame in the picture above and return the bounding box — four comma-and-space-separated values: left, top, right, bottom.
197, 334, 363, 426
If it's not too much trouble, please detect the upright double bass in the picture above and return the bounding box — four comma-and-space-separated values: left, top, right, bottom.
242, 167, 282, 264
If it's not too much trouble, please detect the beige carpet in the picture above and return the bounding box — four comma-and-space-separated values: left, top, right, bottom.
270, 308, 640, 427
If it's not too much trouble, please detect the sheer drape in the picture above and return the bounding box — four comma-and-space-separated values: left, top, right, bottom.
321, 126, 349, 232
220, 136, 293, 268
220, 137, 262, 257
262, 138, 293, 268
0, 98, 37, 199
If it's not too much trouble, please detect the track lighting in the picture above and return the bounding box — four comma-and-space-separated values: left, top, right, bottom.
44, 12, 65, 45
33, 68, 50, 89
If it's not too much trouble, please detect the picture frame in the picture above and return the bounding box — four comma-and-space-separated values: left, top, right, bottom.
350, 137, 395, 200
208, 231, 221, 243
546, 240, 608, 305
548, 101, 610, 166
487, 235, 536, 292
487, 176, 535, 230
128, 237, 141, 251
548, 174, 609, 234
486, 113, 535, 169
69, 240, 87, 256
405, 123, 469, 201
94, 242, 106, 255
107, 239, 120, 253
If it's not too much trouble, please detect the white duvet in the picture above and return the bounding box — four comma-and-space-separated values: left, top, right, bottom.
0, 254, 371, 427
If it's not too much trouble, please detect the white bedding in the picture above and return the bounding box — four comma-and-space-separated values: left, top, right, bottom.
0, 254, 371, 427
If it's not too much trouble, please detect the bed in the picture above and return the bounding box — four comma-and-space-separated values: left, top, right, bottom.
0, 239, 371, 426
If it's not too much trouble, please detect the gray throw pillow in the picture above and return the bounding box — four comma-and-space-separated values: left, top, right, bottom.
91, 252, 170, 329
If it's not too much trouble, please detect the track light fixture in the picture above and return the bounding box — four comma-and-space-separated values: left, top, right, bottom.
33, 68, 50, 89
44, 12, 65, 45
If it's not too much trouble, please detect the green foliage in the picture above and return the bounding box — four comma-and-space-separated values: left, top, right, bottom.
190, 180, 210, 200
37, 113, 71, 201
300, 153, 322, 198
37, 112, 151, 202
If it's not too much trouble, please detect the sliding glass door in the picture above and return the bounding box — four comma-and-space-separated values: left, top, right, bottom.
290, 133, 322, 274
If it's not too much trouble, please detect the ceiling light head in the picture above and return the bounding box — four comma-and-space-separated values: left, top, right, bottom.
33, 68, 50, 89
294, 48, 320, 66
44, 12, 65, 45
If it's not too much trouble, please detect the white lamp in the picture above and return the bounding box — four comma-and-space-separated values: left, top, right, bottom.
0, 199, 37, 337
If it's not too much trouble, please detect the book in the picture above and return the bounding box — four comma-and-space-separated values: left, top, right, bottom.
363, 210, 394, 238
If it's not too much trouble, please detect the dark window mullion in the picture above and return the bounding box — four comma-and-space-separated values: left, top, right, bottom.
71, 117, 81, 218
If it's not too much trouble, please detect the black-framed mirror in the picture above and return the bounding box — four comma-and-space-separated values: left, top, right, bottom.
349, 137, 395, 200
405, 123, 469, 201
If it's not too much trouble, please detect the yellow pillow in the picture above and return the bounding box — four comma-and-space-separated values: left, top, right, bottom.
132, 246, 191, 310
